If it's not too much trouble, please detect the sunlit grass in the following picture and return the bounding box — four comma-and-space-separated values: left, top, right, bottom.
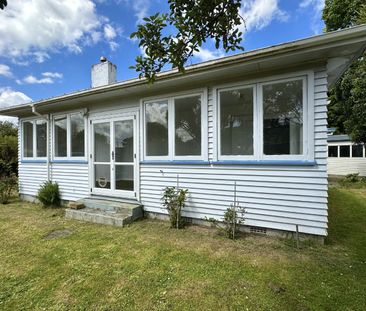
0, 187, 365, 310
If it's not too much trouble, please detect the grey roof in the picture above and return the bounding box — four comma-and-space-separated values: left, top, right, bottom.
327, 134, 351, 142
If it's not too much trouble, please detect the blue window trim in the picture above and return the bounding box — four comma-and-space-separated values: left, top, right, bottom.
20, 159, 47, 164
211, 160, 317, 166
141, 160, 317, 166
141, 160, 209, 165
51, 160, 88, 164
21, 159, 89, 164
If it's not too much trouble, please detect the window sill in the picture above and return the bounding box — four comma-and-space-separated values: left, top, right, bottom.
51, 160, 88, 164
141, 160, 209, 165
21, 159, 47, 164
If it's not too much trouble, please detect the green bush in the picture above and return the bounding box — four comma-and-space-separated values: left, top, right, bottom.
343, 173, 360, 183
207, 205, 246, 239
0, 174, 17, 204
37, 181, 61, 207
0, 130, 18, 176
161, 186, 188, 229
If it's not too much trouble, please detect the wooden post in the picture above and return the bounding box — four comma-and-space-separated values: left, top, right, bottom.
176, 174, 180, 229
233, 181, 237, 239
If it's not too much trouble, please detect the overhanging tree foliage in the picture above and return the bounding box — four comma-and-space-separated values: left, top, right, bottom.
0, 0, 7, 10
130, 0, 245, 82
323, 0, 366, 143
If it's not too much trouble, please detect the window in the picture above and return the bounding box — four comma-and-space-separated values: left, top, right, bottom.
53, 112, 85, 159
144, 93, 205, 160
71, 114, 85, 157
216, 75, 309, 161
219, 87, 254, 156
328, 146, 338, 157
36, 120, 47, 157
23, 121, 34, 158
54, 117, 67, 157
22, 119, 48, 159
340, 145, 350, 157
263, 79, 303, 155
145, 100, 169, 156
352, 145, 364, 158
175, 95, 201, 156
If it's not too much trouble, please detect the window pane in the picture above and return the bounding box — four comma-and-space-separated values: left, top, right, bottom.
146, 101, 168, 156
23, 121, 33, 157
115, 165, 134, 191
94, 122, 110, 162
70, 114, 85, 157
340, 145, 350, 157
94, 164, 110, 189
36, 120, 47, 157
175, 95, 201, 156
263, 79, 303, 155
220, 87, 254, 155
352, 145, 363, 158
328, 146, 338, 157
55, 117, 67, 157
115, 120, 134, 162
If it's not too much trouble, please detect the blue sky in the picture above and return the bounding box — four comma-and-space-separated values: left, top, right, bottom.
0, 0, 325, 121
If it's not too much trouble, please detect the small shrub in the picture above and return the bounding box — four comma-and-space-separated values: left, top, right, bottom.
343, 173, 360, 183
161, 186, 188, 229
0, 174, 17, 204
37, 181, 61, 207
207, 205, 246, 239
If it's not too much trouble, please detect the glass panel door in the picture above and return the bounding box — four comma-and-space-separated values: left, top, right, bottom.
93, 122, 111, 190
92, 116, 136, 197
114, 119, 135, 193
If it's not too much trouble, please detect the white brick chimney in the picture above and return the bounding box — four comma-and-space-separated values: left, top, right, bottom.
91, 56, 117, 88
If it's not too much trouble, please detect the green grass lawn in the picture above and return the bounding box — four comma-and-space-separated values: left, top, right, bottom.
0, 187, 365, 311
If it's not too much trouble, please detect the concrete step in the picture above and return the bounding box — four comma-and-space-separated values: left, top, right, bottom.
65, 208, 133, 227
65, 197, 143, 227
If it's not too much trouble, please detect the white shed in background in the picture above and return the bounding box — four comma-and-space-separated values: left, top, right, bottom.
328, 134, 366, 176
328, 135, 366, 176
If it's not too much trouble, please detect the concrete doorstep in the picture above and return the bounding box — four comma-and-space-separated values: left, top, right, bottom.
65, 198, 143, 227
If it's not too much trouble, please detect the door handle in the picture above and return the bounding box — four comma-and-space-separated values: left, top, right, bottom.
111, 151, 115, 160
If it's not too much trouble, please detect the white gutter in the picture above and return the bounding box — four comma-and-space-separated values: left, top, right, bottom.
31, 105, 51, 182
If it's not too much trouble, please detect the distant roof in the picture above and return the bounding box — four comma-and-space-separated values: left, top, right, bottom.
327, 134, 351, 142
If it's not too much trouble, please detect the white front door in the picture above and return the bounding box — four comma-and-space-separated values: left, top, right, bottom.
91, 115, 137, 198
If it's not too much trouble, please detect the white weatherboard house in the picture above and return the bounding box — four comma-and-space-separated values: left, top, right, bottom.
1, 25, 366, 242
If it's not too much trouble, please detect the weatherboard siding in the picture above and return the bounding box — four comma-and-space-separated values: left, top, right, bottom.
18, 163, 89, 201
140, 69, 329, 236
50, 163, 89, 201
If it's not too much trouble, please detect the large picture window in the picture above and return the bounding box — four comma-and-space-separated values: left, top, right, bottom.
53, 112, 85, 159
217, 75, 308, 161
144, 92, 205, 160
22, 119, 48, 159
